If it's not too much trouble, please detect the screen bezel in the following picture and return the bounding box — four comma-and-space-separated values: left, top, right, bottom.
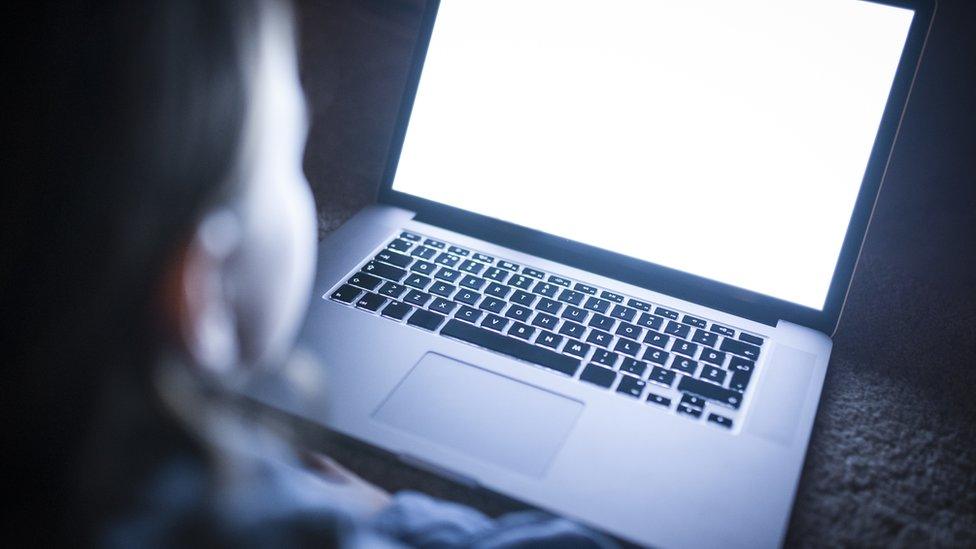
377, 0, 937, 334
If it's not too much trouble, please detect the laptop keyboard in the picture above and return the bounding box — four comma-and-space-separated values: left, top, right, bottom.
329, 231, 766, 431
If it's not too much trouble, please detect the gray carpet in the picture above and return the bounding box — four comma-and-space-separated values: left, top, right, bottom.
289, 1, 976, 546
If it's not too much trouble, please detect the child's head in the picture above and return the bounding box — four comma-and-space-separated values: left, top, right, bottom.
155, 0, 317, 380
20, 0, 315, 382
13, 0, 316, 520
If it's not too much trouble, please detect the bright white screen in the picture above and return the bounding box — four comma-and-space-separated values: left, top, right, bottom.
392, 0, 914, 309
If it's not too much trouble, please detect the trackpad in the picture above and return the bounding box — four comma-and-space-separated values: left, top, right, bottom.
373, 353, 583, 477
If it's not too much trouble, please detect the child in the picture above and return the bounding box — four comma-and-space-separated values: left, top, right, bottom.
16, 0, 615, 546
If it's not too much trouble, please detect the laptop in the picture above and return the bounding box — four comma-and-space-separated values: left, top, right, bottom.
244, 1, 935, 546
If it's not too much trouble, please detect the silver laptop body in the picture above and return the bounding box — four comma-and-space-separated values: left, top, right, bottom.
245, 1, 935, 546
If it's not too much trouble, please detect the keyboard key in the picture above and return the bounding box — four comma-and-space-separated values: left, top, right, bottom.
406, 309, 445, 331
355, 292, 387, 312
473, 253, 494, 264
423, 238, 445, 249
610, 305, 637, 322
399, 231, 421, 242
644, 331, 671, 349
627, 299, 651, 312
429, 281, 456, 298
647, 393, 672, 407
508, 322, 536, 341
672, 339, 699, 357
523, 267, 546, 279
728, 355, 755, 374
707, 414, 733, 429
536, 331, 563, 349
739, 332, 764, 346
671, 357, 698, 375
559, 321, 586, 339
677, 402, 702, 418
678, 376, 743, 409
592, 349, 619, 367
479, 296, 506, 313
455, 289, 481, 305
691, 329, 719, 347
484, 282, 511, 298
664, 321, 691, 339
700, 364, 727, 385
447, 245, 469, 256
459, 274, 486, 290
498, 260, 520, 271
648, 366, 675, 387
620, 357, 647, 377
574, 283, 598, 295
600, 291, 624, 303
531, 312, 560, 331
411, 260, 437, 275
729, 369, 752, 392
615, 322, 642, 341
655, 307, 679, 320
548, 275, 572, 287
614, 337, 641, 356
440, 320, 579, 376
682, 315, 707, 329
710, 324, 735, 338
511, 290, 536, 306
586, 330, 614, 348
720, 338, 761, 360
643, 348, 669, 365
636, 313, 664, 331
430, 297, 457, 315
616, 375, 646, 398
700, 348, 727, 365
583, 296, 611, 313
482, 314, 508, 331
505, 304, 532, 322
375, 249, 412, 268
459, 260, 484, 274
388, 238, 413, 252
609, 304, 637, 322
330, 284, 362, 304
561, 305, 588, 323
455, 305, 483, 323
483, 267, 510, 283
588, 313, 615, 331
533, 297, 560, 315
381, 301, 412, 320
404, 273, 432, 290
681, 394, 707, 409
509, 275, 534, 290
435, 252, 461, 267
403, 290, 432, 307
434, 267, 460, 282
563, 340, 590, 359
580, 364, 616, 388
557, 289, 585, 306
378, 281, 408, 299
411, 246, 437, 260
532, 281, 559, 297
348, 271, 383, 291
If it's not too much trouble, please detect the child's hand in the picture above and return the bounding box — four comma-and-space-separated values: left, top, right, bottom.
300, 450, 392, 515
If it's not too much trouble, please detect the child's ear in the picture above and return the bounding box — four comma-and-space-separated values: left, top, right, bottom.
159, 209, 243, 375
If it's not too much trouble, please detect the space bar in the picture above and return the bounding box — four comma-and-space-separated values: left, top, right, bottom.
440, 320, 580, 376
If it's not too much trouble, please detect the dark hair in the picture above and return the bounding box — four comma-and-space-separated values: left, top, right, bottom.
8, 0, 273, 541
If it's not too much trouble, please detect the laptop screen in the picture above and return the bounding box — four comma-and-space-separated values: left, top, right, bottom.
390, 0, 915, 310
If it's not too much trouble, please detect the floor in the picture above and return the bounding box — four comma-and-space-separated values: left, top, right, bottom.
291, 0, 976, 545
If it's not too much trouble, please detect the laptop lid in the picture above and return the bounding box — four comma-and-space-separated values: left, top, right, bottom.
377, 0, 936, 334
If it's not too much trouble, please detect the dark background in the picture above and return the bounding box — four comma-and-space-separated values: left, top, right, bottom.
291, 1, 976, 546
